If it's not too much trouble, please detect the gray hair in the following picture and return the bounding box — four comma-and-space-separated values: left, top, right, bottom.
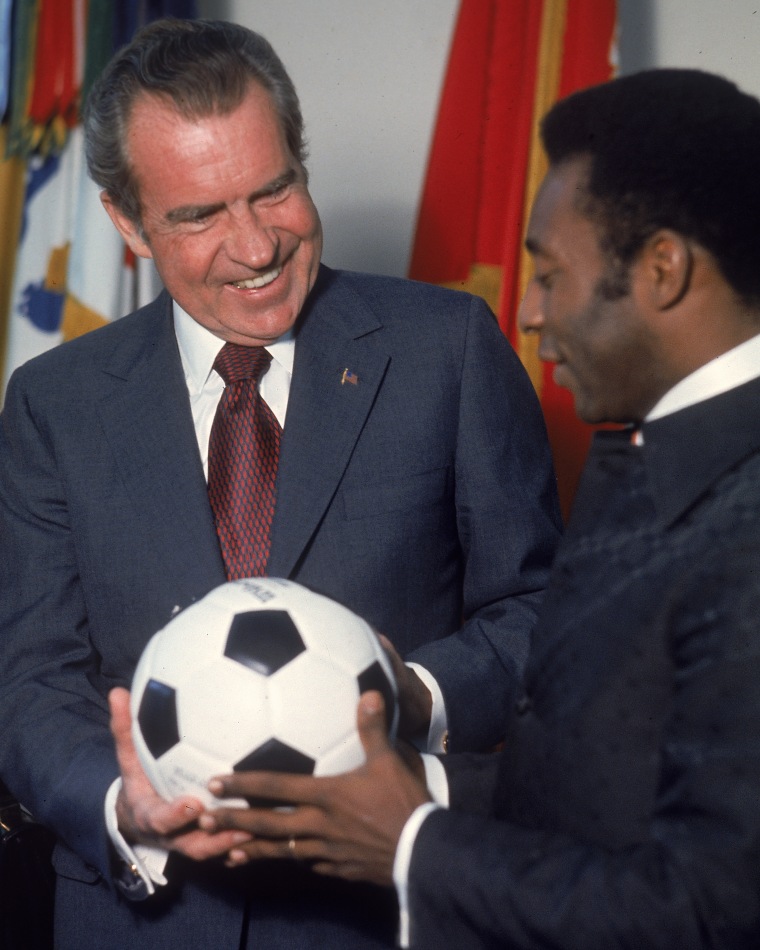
83, 18, 308, 225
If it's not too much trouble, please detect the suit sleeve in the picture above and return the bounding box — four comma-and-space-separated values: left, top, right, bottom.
0, 367, 119, 878
408, 296, 562, 751
405, 543, 760, 950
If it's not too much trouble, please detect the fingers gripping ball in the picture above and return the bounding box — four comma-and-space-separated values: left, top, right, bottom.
131, 579, 398, 807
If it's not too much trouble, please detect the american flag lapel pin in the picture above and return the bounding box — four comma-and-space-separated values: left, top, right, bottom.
341, 368, 359, 386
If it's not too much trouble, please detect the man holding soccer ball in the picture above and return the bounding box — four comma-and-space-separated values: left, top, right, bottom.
201, 68, 760, 950
0, 18, 560, 950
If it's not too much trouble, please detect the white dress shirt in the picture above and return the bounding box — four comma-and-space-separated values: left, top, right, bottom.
646, 330, 760, 422
173, 302, 294, 466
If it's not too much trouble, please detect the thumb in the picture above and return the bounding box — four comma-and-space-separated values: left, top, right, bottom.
109, 687, 132, 743
109, 686, 141, 779
357, 690, 391, 760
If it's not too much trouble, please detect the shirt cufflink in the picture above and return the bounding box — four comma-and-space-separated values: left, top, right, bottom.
114, 860, 152, 901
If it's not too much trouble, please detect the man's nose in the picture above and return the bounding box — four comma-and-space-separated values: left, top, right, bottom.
517, 280, 544, 335
225, 206, 278, 268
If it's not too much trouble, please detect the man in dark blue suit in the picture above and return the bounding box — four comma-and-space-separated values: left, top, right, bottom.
0, 18, 560, 949
210, 70, 760, 948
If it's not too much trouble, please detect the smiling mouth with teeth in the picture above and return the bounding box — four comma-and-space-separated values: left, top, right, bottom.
231, 267, 282, 290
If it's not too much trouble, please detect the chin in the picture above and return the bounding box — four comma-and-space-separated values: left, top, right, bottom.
572, 397, 604, 426
577, 405, 626, 427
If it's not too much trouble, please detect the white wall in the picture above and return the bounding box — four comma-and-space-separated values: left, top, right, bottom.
618, 0, 760, 98
197, 1, 760, 277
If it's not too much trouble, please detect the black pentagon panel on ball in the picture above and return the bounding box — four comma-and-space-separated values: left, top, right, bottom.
233, 739, 316, 809
224, 610, 306, 675
358, 661, 395, 731
234, 737, 316, 775
138, 679, 180, 759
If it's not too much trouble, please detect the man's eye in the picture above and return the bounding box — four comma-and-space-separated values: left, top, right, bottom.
172, 207, 220, 227
190, 209, 217, 224
260, 184, 290, 205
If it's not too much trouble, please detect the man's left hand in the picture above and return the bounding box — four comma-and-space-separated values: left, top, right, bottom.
200, 691, 431, 886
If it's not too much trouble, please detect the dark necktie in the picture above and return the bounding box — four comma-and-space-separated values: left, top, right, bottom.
207, 343, 282, 579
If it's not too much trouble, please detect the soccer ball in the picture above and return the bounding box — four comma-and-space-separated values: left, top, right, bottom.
131, 578, 398, 807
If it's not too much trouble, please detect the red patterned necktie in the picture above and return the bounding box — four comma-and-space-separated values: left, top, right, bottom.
207, 343, 282, 579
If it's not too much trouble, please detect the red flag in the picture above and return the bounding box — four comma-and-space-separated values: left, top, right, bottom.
27, 0, 80, 129
409, 0, 617, 519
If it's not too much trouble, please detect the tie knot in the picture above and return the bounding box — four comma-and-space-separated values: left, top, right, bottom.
213, 343, 272, 385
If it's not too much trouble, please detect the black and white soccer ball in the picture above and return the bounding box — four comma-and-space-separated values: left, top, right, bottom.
131, 578, 398, 807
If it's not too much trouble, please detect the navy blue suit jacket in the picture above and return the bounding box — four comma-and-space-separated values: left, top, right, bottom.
0, 267, 560, 948
407, 378, 760, 949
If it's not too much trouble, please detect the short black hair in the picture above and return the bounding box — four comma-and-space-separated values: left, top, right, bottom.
541, 69, 760, 308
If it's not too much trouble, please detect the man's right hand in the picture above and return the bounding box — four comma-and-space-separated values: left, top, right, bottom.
109, 687, 251, 860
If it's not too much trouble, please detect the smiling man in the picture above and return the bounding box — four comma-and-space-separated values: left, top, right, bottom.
0, 18, 561, 950
206, 69, 760, 949
521, 162, 669, 425
101, 82, 323, 347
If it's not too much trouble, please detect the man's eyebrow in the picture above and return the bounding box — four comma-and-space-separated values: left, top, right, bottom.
255, 168, 298, 197
165, 201, 224, 225
164, 168, 299, 225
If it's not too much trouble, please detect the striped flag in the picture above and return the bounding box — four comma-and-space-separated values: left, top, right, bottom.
409, 0, 617, 518
0, 0, 194, 397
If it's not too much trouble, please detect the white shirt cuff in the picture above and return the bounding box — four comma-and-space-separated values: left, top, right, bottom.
104, 778, 169, 893
406, 662, 448, 753
420, 752, 449, 808
393, 802, 441, 949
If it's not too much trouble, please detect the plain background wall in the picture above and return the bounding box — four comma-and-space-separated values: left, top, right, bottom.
196, 1, 760, 278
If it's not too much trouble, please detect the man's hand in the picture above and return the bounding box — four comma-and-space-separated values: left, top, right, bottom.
109, 687, 251, 860
200, 691, 431, 886
378, 634, 433, 741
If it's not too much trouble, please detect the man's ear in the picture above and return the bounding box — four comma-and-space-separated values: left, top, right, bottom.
639, 229, 693, 311
100, 192, 153, 260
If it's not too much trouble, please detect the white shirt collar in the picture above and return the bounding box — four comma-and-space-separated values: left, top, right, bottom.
645, 331, 760, 422
172, 300, 295, 394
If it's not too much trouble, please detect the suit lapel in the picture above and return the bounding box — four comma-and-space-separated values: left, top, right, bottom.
95, 295, 226, 595
89, 275, 390, 589
268, 270, 389, 578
